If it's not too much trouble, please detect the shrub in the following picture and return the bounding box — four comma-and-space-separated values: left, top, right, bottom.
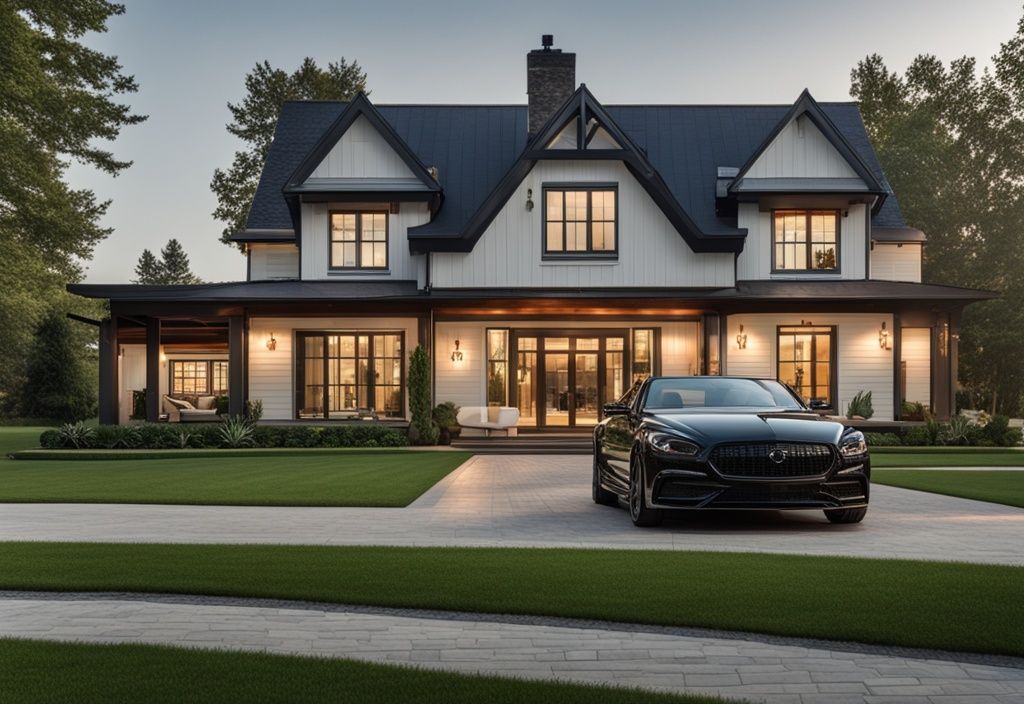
56, 421, 94, 449
408, 345, 438, 445
901, 401, 927, 421
39, 429, 61, 449
131, 390, 147, 420
846, 390, 874, 420
217, 415, 255, 448
215, 395, 230, 415
20, 311, 96, 422
902, 425, 932, 446
943, 415, 977, 446
93, 425, 141, 449
244, 399, 264, 422
433, 401, 460, 445
924, 417, 945, 445
864, 432, 901, 447
981, 415, 1023, 447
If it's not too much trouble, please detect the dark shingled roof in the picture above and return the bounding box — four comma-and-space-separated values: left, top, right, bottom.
247, 100, 906, 240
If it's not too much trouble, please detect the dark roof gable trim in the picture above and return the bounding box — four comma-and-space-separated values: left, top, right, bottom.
284, 93, 442, 195
407, 85, 746, 255
728, 89, 887, 210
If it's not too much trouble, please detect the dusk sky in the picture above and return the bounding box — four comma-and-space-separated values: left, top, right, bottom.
72, 0, 1021, 283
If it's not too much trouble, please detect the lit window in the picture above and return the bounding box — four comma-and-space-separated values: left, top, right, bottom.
330, 212, 388, 269
544, 187, 617, 256
777, 326, 834, 409
774, 210, 838, 271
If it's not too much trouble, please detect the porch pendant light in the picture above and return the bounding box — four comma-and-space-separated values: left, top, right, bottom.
266, 333, 277, 351
735, 325, 747, 350
878, 322, 890, 350
451, 339, 463, 363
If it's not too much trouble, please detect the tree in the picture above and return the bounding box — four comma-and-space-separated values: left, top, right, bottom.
21, 311, 97, 422
133, 249, 161, 284
407, 345, 438, 445
211, 58, 367, 247
132, 239, 201, 284
0, 1, 144, 412
850, 12, 1024, 415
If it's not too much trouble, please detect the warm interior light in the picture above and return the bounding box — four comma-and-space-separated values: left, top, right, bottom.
735, 324, 747, 350
266, 333, 277, 351
451, 339, 464, 363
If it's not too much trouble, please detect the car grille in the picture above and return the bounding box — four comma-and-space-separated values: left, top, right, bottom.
822, 482, 866, 500
718, 484, 825, 503
710, 443, 835, 478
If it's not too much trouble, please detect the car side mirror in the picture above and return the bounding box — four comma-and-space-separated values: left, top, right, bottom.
602, 403, 631, 416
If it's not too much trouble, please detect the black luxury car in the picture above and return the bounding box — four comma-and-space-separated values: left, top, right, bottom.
592, 376, 870, 526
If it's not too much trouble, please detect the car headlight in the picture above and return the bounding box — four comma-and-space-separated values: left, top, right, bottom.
839, 430, 868, 458
648, 433, 700, 456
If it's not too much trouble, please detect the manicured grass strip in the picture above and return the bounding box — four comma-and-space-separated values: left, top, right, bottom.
0, 638, 721, 704
871, 451, 1024, 468
0, 427, 51, 459
874, 469, 1024, 509
10, 447, 458, 461
0, 452, 470, 507
1, 543, 1021, 657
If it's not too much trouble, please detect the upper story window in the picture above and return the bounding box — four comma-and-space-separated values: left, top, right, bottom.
330, 211, 388, 270
773, 210, 839, 272
543, 185, 617, 258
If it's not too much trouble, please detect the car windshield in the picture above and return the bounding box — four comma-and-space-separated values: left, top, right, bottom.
643, 378, 805, 411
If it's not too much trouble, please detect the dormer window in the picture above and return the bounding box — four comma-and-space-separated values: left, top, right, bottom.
773, 210, 839, 272
330, 211, 388, 270
543, 185, 617, 258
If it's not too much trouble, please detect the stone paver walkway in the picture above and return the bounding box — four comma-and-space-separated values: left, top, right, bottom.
2, 455, 1022, 565
2, 593, 1022, 704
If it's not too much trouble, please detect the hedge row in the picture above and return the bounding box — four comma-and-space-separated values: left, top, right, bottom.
39, 423, 408, 450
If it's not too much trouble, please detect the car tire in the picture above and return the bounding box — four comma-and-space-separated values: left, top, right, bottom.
824, 507, 867, 524
629, 454, 662, 527
592, 448, 618, 506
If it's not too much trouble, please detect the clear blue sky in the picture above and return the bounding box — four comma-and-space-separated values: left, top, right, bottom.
70, 0, 1021, 283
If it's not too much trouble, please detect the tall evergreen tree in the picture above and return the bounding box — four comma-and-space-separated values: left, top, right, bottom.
0, 1, 144, 411
21, 311, 97, 422
159, 239, 201, 284
850, 12, 1024, 414
210, 58, 367, 247
133, 249, 161, 284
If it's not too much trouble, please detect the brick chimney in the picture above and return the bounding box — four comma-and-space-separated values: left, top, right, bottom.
527, 35, 576, 137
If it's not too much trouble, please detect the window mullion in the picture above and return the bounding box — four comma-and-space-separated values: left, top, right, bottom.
562, 192, 568, 251
586, 190, 593, 251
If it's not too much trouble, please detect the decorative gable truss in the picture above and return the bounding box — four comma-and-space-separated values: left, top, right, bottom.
408, 85, 746, 255
283, 93, 443, 228
726, 89, 889, 212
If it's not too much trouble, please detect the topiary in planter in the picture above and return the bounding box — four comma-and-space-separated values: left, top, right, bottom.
846, 390, 874, 420
408, 345, 438, 445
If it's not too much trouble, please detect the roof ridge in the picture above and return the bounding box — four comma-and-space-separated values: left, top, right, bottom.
280, 100, 860, 108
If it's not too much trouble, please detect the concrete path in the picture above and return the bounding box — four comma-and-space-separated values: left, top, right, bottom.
2, 455, 1023, 565
2, 593, 1022, 704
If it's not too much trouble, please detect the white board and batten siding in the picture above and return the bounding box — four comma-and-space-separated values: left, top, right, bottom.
745, 116, 860, 180
430, 161, 735, 289
901, 328, 931, 408
870, 244, 922, 283
735, 202, 868, 281
300, 201, 429, 283
724, 313, 895, 421
434, 320, 701, 408
310, 115, 416, 180
249, 244, 299, 280
248, 317, 421, 420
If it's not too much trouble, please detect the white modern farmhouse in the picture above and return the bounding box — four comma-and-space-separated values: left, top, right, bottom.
72, 38, 992, 428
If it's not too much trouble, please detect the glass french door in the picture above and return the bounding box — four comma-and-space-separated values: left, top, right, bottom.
295, 331, 404, 419
513, 331, 628, 429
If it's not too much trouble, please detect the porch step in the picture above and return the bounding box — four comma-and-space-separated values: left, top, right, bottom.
451, 433, 593, 455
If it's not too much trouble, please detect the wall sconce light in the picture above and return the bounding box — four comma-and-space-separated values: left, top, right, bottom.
266, 333, 277, 351
159, 351, 167, 363
525, 188, 534, 211
735, 325, 747, 349
878, 321, 890, 350
451, 339, 464, 363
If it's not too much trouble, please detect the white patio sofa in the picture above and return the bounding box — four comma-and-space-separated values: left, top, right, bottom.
456, 406, 520, 437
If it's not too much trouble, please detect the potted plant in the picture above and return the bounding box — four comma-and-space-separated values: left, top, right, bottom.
432, 401, 461, 445
487, 368, 505, 423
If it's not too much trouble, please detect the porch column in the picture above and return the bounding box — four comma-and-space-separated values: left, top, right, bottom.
98, 319, 118, 425
932, 312, 953, 420
892, 313, 901, 420
228, 315, 245, 416
145, 318, 161, 422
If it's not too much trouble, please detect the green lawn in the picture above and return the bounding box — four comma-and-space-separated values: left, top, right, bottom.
872, 448, 1024, 468
874, 469, 1024, 508
2, 543, 1021, 657
0, 451, 469, 506
0, 426, 50, 458
0, 639, 724, 704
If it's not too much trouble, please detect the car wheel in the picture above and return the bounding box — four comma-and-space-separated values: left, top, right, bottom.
824, 507, 867, 524
592, 447, 618, 506
629, 454, 662, 527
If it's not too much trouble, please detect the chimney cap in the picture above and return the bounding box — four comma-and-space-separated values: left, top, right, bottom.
541, 34, 553, 50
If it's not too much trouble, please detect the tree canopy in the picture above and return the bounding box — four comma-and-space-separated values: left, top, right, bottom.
0, 1, 144, 413
851, 10, 1024, 414
133, 239, 202, 284
210, 58, 368, 247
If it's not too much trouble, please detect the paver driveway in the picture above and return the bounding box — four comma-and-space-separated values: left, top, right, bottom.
1, 454, 1022, 564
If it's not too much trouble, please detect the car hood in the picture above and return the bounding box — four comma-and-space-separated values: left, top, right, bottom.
643, 409, 846, 446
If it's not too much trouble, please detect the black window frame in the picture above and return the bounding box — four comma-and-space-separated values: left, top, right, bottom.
542, 183, 619, 260
775, 325, 837, 412
328, 210, 390, 271
771, 209, 841, 273
293, 330, 405, 420
169, 359, 229, 397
